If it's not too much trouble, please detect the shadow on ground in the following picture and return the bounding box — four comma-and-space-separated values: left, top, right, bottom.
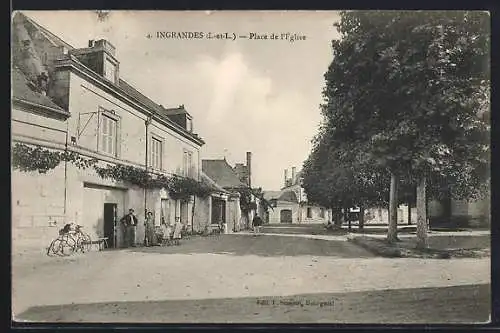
350, 235, 490, 259
260, 224, 416, 236
14, 284, 490, 324
128, 235, 375, 258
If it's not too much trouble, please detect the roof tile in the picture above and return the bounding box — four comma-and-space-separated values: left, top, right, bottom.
202, 160, 248, 189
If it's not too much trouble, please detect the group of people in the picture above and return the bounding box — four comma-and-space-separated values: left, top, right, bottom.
119, 208, 183, 248
119, 208, 265, 246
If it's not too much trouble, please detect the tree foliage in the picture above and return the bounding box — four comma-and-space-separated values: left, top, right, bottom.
302, 10, 490, 214
237, 187, 263, 212
302, 131, 389, 211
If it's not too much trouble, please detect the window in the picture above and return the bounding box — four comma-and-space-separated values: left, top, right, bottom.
100, 115, 117, 156
186, 118, 193, 132
104, 58, 116, 83
150, 137, 163, 170
183, 151, 193, 177
307, 207, 312, 218
320, 208, 325, 218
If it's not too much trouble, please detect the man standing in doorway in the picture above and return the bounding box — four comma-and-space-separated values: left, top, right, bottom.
120, 208, 138, 247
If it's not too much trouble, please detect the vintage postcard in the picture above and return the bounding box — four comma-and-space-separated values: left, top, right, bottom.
11, 10, 491, 324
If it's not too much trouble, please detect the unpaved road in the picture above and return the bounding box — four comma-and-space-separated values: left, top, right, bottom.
12, 234, 491, 323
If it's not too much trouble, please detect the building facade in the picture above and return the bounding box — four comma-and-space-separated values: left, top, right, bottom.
12, 13, 206, 250
202, 155, 262, 232
264, 167, 332, 224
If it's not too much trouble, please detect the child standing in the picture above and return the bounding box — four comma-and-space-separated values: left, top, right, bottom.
172, 220, 183, 245
160, 221, 173, 246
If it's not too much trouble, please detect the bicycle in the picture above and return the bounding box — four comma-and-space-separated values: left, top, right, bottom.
73, 224, 92, 253
46, 223, 92, 256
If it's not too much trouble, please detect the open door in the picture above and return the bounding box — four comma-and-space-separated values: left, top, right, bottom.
103, 203, 117, 248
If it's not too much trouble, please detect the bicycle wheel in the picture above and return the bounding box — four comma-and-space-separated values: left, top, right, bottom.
47, 238, 63, 256
83, 233, 92, 252
78, 233, 92, 253
60, 234, 76, 256
74, 233, 84, 253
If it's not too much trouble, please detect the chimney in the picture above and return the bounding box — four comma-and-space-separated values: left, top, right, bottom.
37, 72, 49, 95
291, 167, 296, 185
88, 40, 95, 47
284, 169, 288, 187
246, 152, 252, 188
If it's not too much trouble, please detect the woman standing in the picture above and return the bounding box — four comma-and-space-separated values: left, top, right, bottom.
172, 219, 183, 246
144, 211, 157, 246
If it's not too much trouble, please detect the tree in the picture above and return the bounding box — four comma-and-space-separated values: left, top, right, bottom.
302, 128, 390, 229
308, 10, 490, 245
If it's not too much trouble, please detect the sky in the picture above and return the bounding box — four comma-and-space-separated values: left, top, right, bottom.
20, 10, 341, 190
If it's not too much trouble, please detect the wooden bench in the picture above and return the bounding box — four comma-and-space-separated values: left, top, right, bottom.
89, 237, 109, 251
209, 224, 223, 236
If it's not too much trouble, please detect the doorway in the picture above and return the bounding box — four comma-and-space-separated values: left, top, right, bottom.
180, 201, 189, 224
280, 209, 292, 223
103, 203, 117, 248
160, 199, 170, 226
211, 197, 226, 225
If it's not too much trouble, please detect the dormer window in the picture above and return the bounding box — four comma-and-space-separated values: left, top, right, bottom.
104, 57, 116, 83
186, 117, 193, 132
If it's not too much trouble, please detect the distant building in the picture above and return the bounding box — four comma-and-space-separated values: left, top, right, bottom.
202, 153, 260, 231
263, 167, 331, 224
428, 196, 490, 228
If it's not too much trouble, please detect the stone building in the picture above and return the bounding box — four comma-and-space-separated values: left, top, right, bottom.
263, 167, 332, 224
11, 12, 207, 250
202, 155, 264, 232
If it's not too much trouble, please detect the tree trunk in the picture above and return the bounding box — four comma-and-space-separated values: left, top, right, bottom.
387, 172, 398, 243
407, 204, 411, 225
348, 210, 352, 231
334, 207, 343, 227
416, 176, 428, 249
359, 206, 365, 231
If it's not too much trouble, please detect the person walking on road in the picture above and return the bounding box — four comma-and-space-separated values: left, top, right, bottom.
252, 213, 263, 236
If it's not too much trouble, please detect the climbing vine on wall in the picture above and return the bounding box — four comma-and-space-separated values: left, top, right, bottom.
11, 143, 97, 173
12, 143, 214, 198
94, 164, 152, 187
237, 187, 259, 212
168, 176, 213, 201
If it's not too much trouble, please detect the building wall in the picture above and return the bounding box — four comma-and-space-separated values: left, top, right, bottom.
191, 193, 240, 234
11, 104, 69, 251
226, 196, 241, 233
429, 197, 490, 227
299, 205, 330, 223
12, 70, 204, 251
267, 201, 298, 224
12, 164, 66, 251
267, 202, 331, 224
192, 196, 211, 232
363, 205, 417, 225
65, 71, 201, 179
12, 106, 67, 144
